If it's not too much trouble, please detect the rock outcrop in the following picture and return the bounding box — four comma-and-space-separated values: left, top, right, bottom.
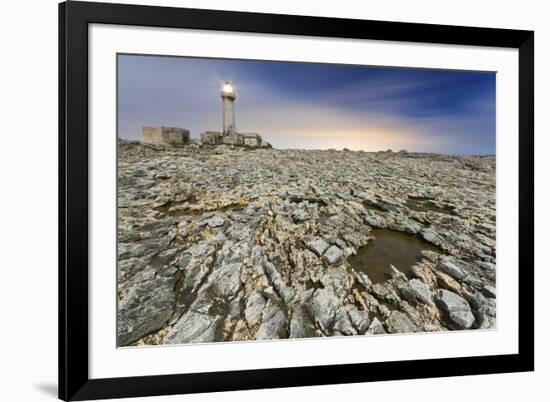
116, 140, 496, 346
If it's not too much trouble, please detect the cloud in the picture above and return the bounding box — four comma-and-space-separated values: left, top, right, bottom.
117, 55, 495, 155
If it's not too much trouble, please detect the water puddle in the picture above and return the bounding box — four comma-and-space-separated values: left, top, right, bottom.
348, 229, 441, 284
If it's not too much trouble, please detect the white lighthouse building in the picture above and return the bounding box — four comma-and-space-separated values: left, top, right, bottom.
200, 81, 266, 147
221, 82, 237, 135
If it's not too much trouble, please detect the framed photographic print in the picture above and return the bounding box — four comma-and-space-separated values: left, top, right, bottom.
59, 1, 534, 400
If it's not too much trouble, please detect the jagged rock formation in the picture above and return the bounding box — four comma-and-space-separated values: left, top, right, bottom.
116, 140, 496, 346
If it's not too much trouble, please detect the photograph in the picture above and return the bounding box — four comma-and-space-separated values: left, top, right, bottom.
116, 54, 497, 347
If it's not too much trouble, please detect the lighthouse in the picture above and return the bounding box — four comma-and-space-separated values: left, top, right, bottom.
200, 81, 266, 147
221, 81, 236, 135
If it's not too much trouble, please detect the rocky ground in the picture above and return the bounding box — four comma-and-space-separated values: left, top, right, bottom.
117, 140, 496, 347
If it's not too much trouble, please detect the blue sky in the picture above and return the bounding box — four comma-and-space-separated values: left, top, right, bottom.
118, 54, 496, 155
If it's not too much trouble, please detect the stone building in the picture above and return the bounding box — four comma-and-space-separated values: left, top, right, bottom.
223, 133, 245, 146
242, 133, 262, 147
143, 126, 190, 145
200, 131, 223, 145
201, 131, 262, 147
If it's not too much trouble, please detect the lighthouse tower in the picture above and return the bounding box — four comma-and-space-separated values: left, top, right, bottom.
221, 82, 236, 136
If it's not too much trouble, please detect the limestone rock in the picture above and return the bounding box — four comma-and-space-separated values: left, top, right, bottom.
256, 299, 287, 340
436, 289, 475, 329
385, 310, 417, 333
117, 272, 176, 346
419, 227, 445, 245
437, 257, 466, 280
332, 309, 358, 335
305, 288, 340, 331
321, 267, 351, 300
163, 311, 223, 344
347, 308, 371, 334
245, 291, 266, 328
263, 261, 295, 304
289, 305, 318, 338
324, 245, 344, 264
306, 239, 330, 257
400, 278, 433, 305
366, 317, 386, 335
482, 285, 497, 299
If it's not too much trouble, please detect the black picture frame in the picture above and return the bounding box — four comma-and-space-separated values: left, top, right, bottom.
59, 1, 534, 400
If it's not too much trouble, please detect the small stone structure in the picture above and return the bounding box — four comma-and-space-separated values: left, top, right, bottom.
201, 131, 265, 147
143, 126, 190, 145
200, 131, 223, 145
223, 133, 245, 146
242, 133, 262, 147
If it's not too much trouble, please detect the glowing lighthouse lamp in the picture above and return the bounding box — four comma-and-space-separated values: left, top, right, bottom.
221, 81, 237, 136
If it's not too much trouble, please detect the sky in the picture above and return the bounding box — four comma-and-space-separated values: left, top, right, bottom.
117, 54, 496, 155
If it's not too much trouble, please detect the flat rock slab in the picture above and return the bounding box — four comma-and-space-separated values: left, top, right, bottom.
436, 289, 476, 329
385, 311, 417, 333
324, 245, 344, 264
306, 239, 330, 257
